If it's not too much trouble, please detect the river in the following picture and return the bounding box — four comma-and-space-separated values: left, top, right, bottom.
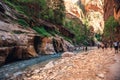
0, 47, 94, 79
0, 53, 63, 79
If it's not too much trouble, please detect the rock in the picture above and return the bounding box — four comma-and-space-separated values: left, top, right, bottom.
13, 72, 23, 77
61, 52, 75, 57
44, 61, 55, 69
32, 69, 40, 74
9, 49, 116, 80
52, 37, 64, 53
0, 21, 40, 65
0, 1, 76, 66
45, 43, 55, 54
0, 47, 10, 65
52, 37, 74, 53
65, 0, 104, 33
96, 73, 104, 79
104, 0, 120, 24
39, 37, 55, 55
27, 45, 38, 57
113, 0, 120, 23
39, 37, 74, 55
0, 56, 6, 66
104, 0, 114, 21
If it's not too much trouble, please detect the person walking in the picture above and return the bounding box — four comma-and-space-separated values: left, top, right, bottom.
113, 41, 119, 53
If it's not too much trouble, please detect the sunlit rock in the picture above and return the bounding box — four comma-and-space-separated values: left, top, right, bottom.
64, 0, 104, 33
61, 52, 75, 57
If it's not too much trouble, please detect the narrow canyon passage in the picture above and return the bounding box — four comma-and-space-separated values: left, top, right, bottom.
0, 0, 120, 80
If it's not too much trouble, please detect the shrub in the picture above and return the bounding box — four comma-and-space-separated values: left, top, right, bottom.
33, 26, 51, 37
17, 19, 29, 27
103, 16, 119, 40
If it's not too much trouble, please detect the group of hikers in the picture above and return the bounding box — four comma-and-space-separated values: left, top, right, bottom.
97, 41, 120, 53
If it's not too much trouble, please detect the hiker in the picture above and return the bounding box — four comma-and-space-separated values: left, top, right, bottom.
97, 44, 100, 49
113, 41, 119, 53
104, 43, 108, 49
100, 43, 105, 51
109, 41, 113, 50
82, 46, 85, 51
118, 41, 120, 51
85, 46, 88, 51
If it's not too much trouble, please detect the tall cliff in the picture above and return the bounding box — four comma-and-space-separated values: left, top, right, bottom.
113, 0, 120, 24
104, 0, 120, 23
0, 0, 75, 66
103, 0, 120, 41
64, 0, 104, 33
104, 0, 114, 21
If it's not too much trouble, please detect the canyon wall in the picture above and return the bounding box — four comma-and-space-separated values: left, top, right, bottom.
64, 0, 104, 33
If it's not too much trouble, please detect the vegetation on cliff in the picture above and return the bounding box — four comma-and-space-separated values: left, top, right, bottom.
103, 16, 119, 41
64, 17, 91, 45
4, 0, 66, 36
3, 0, 93, 45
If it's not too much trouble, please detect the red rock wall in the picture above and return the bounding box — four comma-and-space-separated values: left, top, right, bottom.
113, 0, 120, 23
104, 0, 114, 21
104, 0, 120, 22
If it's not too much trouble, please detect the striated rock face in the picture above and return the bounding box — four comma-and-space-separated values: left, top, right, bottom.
0, 21, 74, 65
64, 0, 104, 33
0, 21, 40, 65
104, 0, 120, 23
104, 0, 114, 21
39, 36, 74, 55
0, 1, 75, 66
113, 0, 120, 24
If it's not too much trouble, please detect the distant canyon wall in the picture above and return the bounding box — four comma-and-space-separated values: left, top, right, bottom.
64, 0, 104, 33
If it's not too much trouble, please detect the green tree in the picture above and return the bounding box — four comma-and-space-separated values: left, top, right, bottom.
104, 16, 119, 40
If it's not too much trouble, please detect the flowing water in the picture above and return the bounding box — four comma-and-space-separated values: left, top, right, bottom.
0, 47, 94, 79
0, 53, 62, 79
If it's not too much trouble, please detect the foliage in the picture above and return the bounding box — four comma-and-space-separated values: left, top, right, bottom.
17, 19, 29, 27
4, 0, 94, 45
64, 18, 91, 45
33, 26, 51, 37
4, 0, 66, 38
95, 33, 102, 41
103, 16, 119, 40
4, 0, 65, 25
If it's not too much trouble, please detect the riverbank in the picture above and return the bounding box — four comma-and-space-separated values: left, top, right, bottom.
0, 46, 94, 79
6, 48, 116, 80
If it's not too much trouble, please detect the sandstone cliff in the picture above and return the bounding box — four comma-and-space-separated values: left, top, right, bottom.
0, 1, 74, 66
103, 0, 120, 41
104, 0, 120, 23
64, 0, 104, 33
113, 0, 120, 24
104, 0, 114, 21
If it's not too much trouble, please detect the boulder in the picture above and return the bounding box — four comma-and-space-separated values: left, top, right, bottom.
61, 52, 75, 57
52, 37, 74, 53
39, 37, 55, 55
38, 36, 74, 55
52, 37, 67, 53
26, 45, 38, 57
0, 47, 12, 65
